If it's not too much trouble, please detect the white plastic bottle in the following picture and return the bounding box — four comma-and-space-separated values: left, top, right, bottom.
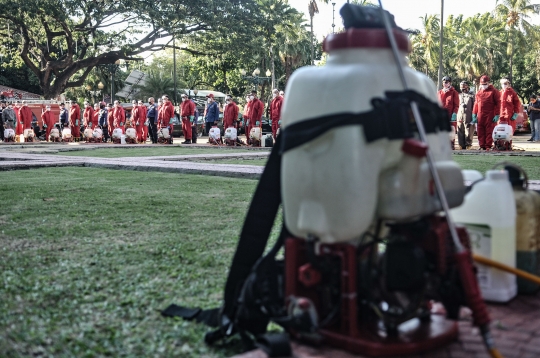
451, 170, 517, 302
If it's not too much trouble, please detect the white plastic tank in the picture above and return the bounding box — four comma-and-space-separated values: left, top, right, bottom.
84, 128, 93, 138
50, 128, 60, 139
225, 127, 237, 140
451, 170, 517, 302
23, 129, 34, 138
112, 128, 123, 139
250, 127, 261, 141
93, 128, 103, 139
120, 134, 126, 144
125, 127, 137, 139
492, 123, 513, 142
4, 128, 15, 139
280, 4, 462, 243
62, 128, 72, 139
209, 127, 221, 140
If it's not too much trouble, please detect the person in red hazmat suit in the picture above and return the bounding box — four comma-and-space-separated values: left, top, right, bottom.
69, 100, 82, 140
472, 75, 501, 150
112, 100, 125, 133
498, 77, 521, 133
180, 93, 196, 144
223, 94, 239, 131
158, 95, 174, 134
83, 101, 94, 129
130, 100, 142, 142
437, 76, 459, 149
107, 103, 114, 139
243, 95, 252, 140
138, 100, 148, 143
18, 101, 33, 133
14, 101, 23, 135
41, 105, 56, 141
246, 90, 263, 144
92, 103, 100, 129
270, 88, 283, 139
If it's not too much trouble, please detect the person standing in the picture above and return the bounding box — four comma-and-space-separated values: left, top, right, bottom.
98, 103, 109, 142
14, 101, 22, 136
457, 81, 475, 150
204, 93, 219, 136
130, 100, 142, 143
59, 103, 68, 130
243, 95, 252, 141
270, 89, 283, 140
158, 95, 174, 135
190, 97, 199, 144
138, 100, 148, 143
498, 77, 521, 134
107, 103, 114, 139
41, 105, 56, 141
112, 100, 125, 133
246, 90, 263, 143
92, 103, 100, 130
223, 94, 239, 130
0, 102, 5, 141
180, 94, 195, 144
83, 101, 94, 129
472, 75, 501, 150
2, 103, 16, 139
437, 76, 459, 149
19, 101, 33, 132
527, 95, 540, 142
147, 97, 158, 144
69, 100, 82, 141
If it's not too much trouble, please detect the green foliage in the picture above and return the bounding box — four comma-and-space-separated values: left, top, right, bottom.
409, 1, 540, 96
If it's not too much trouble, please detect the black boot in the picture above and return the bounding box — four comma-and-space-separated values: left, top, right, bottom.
182, 139, 192, 144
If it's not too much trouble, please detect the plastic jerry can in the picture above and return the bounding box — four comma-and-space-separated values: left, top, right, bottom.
451, 170, 517, 302
250, 127, 261, 141
120, 134, 126, 144
264, 134, 273, 147
514, 189, 540, 293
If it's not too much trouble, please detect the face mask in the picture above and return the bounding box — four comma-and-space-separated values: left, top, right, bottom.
207, 99, 211, 103
480, 84, 488, 90
182, 97, 186, 101
443, 83, 450, 88
501, 84, 508, 90
250, 96, 254, 100
46, 107, 51, 111
272, 93, 277, 98
226, 99, 231, 103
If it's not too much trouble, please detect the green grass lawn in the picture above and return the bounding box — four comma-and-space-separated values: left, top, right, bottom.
453, 154, 540, 180
53, 146, 260, 158
0, 167, 281, 358
195, 158, 269, 166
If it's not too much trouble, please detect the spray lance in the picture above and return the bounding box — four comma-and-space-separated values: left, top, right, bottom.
376, 1, 502, 357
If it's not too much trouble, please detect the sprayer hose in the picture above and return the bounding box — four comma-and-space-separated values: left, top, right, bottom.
473, 254, 540, 285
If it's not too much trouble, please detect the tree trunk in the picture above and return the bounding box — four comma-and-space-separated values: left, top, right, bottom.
509, 33, 514, 84
437, 0, 444, 90
270, 45, 276, 90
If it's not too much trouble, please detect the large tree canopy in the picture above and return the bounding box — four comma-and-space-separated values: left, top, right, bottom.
0, 0, 256, 98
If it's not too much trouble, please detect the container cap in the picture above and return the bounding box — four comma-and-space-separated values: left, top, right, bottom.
486, 170, 508, 181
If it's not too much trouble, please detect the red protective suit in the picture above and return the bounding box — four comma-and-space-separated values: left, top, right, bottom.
131, 105, 141, 142
180, 100, 195, 140
41, 110, 56, 141
14, 106, 23, 135
223, 101, 239, 129
112, 106, 125, 133
19, 105, 33, 130
107, 108, 114, 138
246, 98, 263, 143
139, 105, 148, 143
69, 103, 81, 139
438, 86, 459, 149
158, 101, 174, 133
499, 87, 521, 132
83, 106, 95, 128
473, 85, 500, 149
92, 111, 99, 130
270, 96, 283, 139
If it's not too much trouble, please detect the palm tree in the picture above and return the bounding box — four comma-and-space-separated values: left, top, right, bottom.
410, 15, 441, 78
450, 13, 506, 87
495, 0, 540, 82
134, 73, 175, 100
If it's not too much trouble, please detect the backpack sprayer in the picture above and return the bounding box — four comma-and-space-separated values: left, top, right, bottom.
163, 4, 504, 358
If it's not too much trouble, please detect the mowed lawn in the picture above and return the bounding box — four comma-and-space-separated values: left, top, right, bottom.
52, 146, 265, 158
0, 167, 282, 358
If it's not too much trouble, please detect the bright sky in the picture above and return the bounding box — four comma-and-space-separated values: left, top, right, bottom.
287, 0, 538, 39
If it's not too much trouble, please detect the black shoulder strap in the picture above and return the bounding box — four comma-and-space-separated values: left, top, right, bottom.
222, 134, 284, 318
